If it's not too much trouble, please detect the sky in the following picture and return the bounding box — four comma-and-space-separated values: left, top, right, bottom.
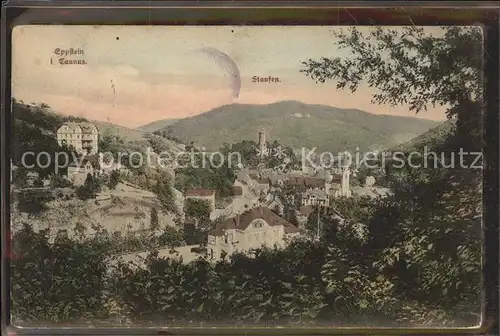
12, 25, 448, 128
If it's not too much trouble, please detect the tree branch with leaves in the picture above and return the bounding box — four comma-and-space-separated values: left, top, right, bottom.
302, 26, 482, 115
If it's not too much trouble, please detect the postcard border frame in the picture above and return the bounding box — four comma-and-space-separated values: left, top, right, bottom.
1, 2, 499, 335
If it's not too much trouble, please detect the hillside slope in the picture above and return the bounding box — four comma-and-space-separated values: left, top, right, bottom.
391, 119, 456, 152
161, 101, 439, 152
11, 102, 182, 166
136, 119, 179, 133
94, 121, 146, 142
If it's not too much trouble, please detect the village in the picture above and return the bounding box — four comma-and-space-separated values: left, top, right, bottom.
11, 120, 391, 267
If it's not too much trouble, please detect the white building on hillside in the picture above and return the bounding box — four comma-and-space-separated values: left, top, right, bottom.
66, 156, 100, 186
57, 122, 99, 155
301, 189, 330, 206
206, 206, 300, 262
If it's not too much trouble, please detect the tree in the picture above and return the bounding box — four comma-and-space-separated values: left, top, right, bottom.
301, 26, 482, 150
183, 221, 205, 245
288, 208, 299, 227
158, 226, 184, 250
150, 207, 160, 230
223, 140, 259, 168
175, 149, 236, 198
305, 206, 322, 235
17, 191, 51, 214
108, 170, 120, 190
301, 26, 483, 326
184, 198, 211, 220
11, 167, 29, 189
11, 225, 112, 323
76, 173, 99, 200
33, 177, 44, 188
146, 133, 171, 154
49, 174, 72, 188
152, 172, 178, 214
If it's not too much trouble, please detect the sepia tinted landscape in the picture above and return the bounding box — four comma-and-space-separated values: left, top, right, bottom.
9, 25, 483, 328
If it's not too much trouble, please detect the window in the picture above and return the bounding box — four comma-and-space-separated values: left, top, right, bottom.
208, 236, 215, 245
253, 220, 265, 228
224, 232, 233, 244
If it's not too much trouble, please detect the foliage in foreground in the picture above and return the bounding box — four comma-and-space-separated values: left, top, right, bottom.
11, 160, 481, 327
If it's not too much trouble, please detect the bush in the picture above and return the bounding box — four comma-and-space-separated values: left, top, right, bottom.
17, 191, 51, 214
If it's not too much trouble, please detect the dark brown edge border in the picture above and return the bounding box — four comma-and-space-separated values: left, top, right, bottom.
1, 2, 498, 336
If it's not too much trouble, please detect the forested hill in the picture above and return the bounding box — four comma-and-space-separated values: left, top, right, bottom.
391, 119, 456, 153
160, 100, 440, 152
12, 102, 87, 166
136, 119, 180, 133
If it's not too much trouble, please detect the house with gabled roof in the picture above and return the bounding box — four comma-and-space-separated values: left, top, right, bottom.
66, 155, 100, 186
206, 206, 301, 262
56, 122, 99, 155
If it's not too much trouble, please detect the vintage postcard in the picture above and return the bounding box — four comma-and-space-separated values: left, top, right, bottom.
9, 25, 483, 328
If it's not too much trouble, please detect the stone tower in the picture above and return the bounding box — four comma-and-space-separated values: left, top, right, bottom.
258, 130, 267, 158
341, 166, 352, 197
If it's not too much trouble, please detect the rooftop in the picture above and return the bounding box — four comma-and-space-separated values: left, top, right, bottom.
185, 188, 216, 197
208, 206, 300, 236
285, 177, 326, 189
58, 122, 98, 134
303, 189, 328, 199
68, 155, 100, 168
